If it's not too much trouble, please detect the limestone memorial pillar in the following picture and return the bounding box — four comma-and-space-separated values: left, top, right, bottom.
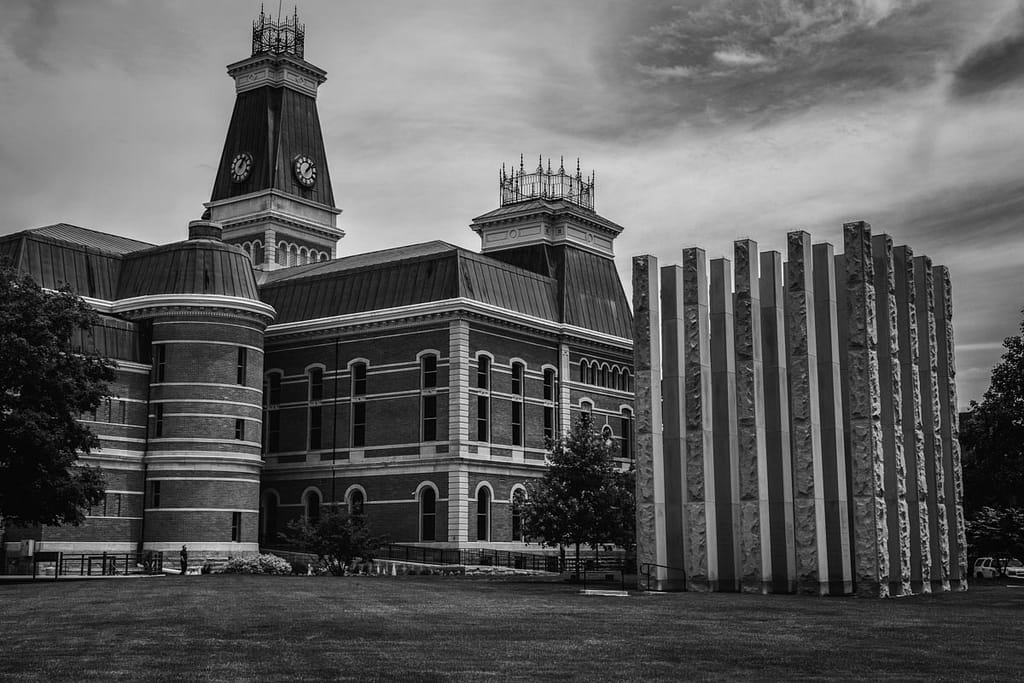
785, 231, 829, 593
632, 255, 673, 589
894, 245, 931, 593
734, 240, 771, 593
872, 235, 913, 596
844, 221, 890, 598
760, 250, 797, 593
710, 257, 740, 592
915, 255, 950, 592
934, 266, 968, 590
660, 264, 688, 589
682, 247, 714, 591
812, 242, 853, 594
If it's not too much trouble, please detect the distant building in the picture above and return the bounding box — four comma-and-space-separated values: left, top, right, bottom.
1, 11, 634, 558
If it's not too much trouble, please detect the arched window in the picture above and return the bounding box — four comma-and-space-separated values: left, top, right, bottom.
253, 240, 263, 264
543, 368, 556, 401
621, 408, 634, 461
277, 242, 287, 265
511, 488, 525, 542
420, 486, 437, 542
602, 424, 613, 442
319, 251, 329, 262
477, 354, 490, 390
305, 490, 321, 525
476, 487, 490, 541
421, 354, 438, 389
511, 361, 524, 396
611, 367, 621, 390
349, 489, 364, 517
622, 370, 632, 393
308, 368, 323, 450
579, 360, 587, 383
351, 362, 367, 396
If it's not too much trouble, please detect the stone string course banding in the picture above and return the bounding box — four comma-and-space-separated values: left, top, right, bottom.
631, 224, 966, 596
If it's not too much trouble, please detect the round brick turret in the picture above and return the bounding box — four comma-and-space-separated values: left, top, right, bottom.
113, 221, 275, 555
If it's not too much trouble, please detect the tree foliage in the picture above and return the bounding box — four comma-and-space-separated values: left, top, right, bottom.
0, 265, 116, 527
965, 506, 1024, 573
283, 507, 385, 576
960, 309, 1024, 513
521, 415, 635, 566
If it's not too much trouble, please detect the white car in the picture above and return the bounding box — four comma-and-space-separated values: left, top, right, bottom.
974, 557, 1024, 579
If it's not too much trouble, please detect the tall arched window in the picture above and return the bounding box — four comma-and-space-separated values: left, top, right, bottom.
308, 368, 323, 450
349, 489, 365, 517
579, 360, 588, 383
476, 487, 490, 541
621, 408, 634, 461
420, 487, 437, 542
511, 489, 525, 542
305, 490, 321, 525
264, 371, 282, 453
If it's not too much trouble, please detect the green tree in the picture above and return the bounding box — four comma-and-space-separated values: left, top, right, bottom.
960, 308, 1024, 513
965, 506, 1024, 576
0, 265, 116, 527
284, 507, 385, 576
521, 414, 635, 575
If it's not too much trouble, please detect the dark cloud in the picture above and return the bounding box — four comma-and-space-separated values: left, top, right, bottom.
951, 5, 1024, 99
4, 1, 61, 73
576, 0, 975, 135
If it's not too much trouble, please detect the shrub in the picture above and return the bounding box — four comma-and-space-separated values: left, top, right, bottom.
222, 554, 292, 575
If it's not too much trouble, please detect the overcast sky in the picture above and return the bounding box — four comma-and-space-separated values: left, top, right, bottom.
2, 0, 1023, 409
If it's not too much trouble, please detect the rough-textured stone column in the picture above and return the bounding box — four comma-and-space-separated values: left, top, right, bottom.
812, 242, 853, 594
632, 256, 673, 589
760, 250, 796, 593
683, 247, 713, 591
872, 234, 912, 596
660, 265, 688, 589
734, 240, 770, 593
785, 231, 828, 594
844, 221, 890, 598
894, 245, 931, 593
710, 257, 740, 592
914, 255, 950, 592
934, 265, 968, 591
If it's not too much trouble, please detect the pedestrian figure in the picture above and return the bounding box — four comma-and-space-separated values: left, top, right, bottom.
180, 545, 188, 575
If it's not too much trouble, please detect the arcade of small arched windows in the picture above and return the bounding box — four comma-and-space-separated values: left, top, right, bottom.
238, 240, 330, 266
578, 359, 632, 392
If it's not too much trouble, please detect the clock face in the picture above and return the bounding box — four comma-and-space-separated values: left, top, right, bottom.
293, 155, 317, 187
230, 152, 253, 183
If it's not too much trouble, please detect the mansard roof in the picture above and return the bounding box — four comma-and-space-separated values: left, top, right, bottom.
0, 224, 153, 300
259, 240, 563, 326
0, 224, 259, 301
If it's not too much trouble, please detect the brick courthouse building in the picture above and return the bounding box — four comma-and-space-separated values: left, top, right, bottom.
1, 12, 635, 558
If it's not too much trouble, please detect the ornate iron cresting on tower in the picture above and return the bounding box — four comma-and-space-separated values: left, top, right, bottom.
500, 155, 595, 211
252, 6, 305, 58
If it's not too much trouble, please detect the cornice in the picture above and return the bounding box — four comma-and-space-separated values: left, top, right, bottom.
265, 297, 631, 350
111, 294, 277, 322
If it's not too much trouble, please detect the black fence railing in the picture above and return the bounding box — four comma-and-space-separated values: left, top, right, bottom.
58, 552, 164, 577
377, 544, 561, 573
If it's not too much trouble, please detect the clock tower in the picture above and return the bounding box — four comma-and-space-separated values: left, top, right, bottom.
205, 9, 343, 270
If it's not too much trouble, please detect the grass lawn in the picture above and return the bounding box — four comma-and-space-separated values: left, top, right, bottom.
0, 574, 1020, 681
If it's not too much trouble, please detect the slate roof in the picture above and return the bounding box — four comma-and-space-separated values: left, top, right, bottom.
260, 240, 563, 326
0, 225, 259, 302
0, 224, 151, 300
210, 87, 335, 208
